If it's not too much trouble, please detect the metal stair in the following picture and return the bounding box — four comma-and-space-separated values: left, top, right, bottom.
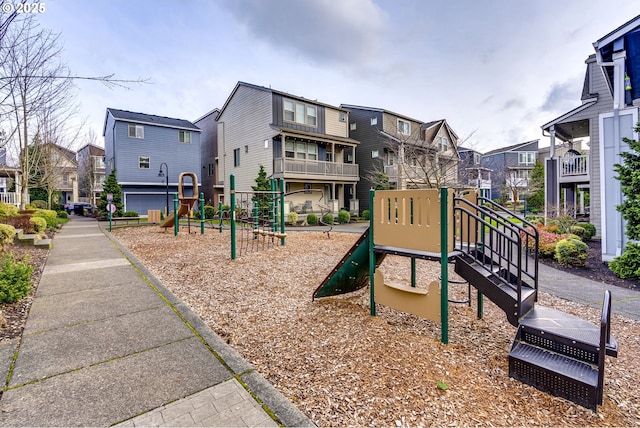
453, 193, 617, 411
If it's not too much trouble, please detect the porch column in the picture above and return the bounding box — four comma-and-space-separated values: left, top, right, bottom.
549, 126, 556, 158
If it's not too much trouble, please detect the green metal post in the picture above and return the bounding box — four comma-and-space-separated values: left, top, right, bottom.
411, 258, 416, 288
253, 201, 259, 239
200, 192, 205, 235
230, 175, 236, 260
440, 187, 449, 344
173, 193, 179, 236
109, 209, 112, 232
478, 192, 485, 319
218, 202, 223, 233
270, 178, 276, 232
369, 189, 376, 316
279, 179, 286, 246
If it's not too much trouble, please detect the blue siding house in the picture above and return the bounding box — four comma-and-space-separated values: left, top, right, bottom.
103, 108, 202, 215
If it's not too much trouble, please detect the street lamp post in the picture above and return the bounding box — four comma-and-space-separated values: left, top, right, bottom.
158, 162, 169, 217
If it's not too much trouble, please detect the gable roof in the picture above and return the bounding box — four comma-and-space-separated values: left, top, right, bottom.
340, 104, 424, 125
103, 108, 201, 136
483, 140, 539, 156
218, 81, 349, 119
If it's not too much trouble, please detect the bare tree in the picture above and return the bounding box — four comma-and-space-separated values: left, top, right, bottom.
367, 116, 464, 191
77, 128, 103, 205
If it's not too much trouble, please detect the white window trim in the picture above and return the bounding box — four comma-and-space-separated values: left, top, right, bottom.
179, 130, 191, 144
397, 119, 410, 136
283, 98, 318, 127
129, 124, 144, 139
138, 155, 150, 169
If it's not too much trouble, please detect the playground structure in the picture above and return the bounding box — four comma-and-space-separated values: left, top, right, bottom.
160, 172, 205, 235
313, 187, 618, 411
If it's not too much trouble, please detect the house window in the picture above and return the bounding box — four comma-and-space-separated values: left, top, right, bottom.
296, 142, 306, 160
326, 152, 333, 162
208, 163, 215, 176
372, 150, 379, 158
371, 117, 377, 126
179, 130, 191, 144
518, 152, 536, 165
62, 173, 69, 186
350, 122, 357, 131
398, 119, 410, 135
138, 156, 150, 169
93, 156, 105, 169
307, 144, 317, 161
474, 153, 481, 165
284, 100, 295, 122
128, 124, 144, 139
285, 141, 295, 158
283, 98, 317, 127
439, 136, 448, 152
233, 148, 240, 167
339, 112, 346, 122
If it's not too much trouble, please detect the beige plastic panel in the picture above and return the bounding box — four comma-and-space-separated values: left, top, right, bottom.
457, 189, 479, 244
374, 270, 440, 323
178, 172, 199, 201
373, 189, 454, 253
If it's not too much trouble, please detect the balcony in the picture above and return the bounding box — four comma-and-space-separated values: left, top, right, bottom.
0, 192, 26, 207
274, 158, 359, 181
559, 154, 589, 183
384, 164, 428, 183
467, 178, 492, 189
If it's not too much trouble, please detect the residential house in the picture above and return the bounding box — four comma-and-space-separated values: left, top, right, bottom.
212, 82, 360, 214
341, 105, 460, 211
481, 140, 539, 202
458, 146, 492, 199
76, 143, 106, 205
0, 164, 24, 207
541, 14, 640, 260
194, 108, 221, 206
29, 143, 78, 206
103, 108, 202, 215
537, 140, 589, 216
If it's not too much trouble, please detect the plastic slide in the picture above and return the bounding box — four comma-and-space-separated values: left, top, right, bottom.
160, 204, 189, 228
312, 227, 386, 299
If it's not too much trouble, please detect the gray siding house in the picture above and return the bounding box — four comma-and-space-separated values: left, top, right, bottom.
103, 108, 202, 215
76, 143, 105, 205
214, 82, 360, 214
458, 146, 492, 199
194, 108, 221, 206
541, 14, 640, 260
341, 105, 460, 211
481, 140, 539, 202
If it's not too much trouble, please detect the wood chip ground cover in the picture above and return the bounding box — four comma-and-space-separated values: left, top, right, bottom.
113, 226, 640, 427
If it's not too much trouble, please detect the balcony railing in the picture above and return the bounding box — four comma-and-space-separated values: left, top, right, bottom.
384, 164, 428, 182
274, 158, 359, 179
0, 192, 26, 207
467, 178, 492, 189
561, 154, 588, 177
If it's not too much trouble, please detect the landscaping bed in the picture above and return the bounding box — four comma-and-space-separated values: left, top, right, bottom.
111, 226, 640, 427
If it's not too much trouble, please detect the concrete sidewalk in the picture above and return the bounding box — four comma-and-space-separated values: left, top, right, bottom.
0, 216, 313, 427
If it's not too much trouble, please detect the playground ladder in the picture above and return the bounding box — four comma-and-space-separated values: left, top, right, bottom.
453, 196, 618, 411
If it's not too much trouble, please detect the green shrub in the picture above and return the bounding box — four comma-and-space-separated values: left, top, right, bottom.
0, 202, 19, 218
56, 210, 68, 219
554, 237, 589, 267
337, 210, 350, 224
529, 228, 568, 258
29, 216, 47, 233
32, 209, 58, 229
322, 213, 334, 225
0, 253, 34, 303
306, 213, 318, 225
31, 200, 46, 209
556, 215, 577, 234
577, 222, 596, 241
569, 225, 586, 240
123, 211, 138, 217
204, 205, 216, 219
609, 242, 640, 279
525, 215, 544, 224
0, 224, 16, 248
361, 210, 370, 220
287, 211, 299, 225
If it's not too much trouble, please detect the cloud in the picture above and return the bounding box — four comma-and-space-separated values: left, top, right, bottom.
540, 80, 581, 112
221, 0, 388, 70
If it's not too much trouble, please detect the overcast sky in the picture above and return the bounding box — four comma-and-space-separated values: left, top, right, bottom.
35, 0, 639, 152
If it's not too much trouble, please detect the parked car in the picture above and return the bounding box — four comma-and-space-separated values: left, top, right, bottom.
64, 202, 95, 216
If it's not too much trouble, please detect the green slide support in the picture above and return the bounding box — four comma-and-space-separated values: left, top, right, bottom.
312, 227, 385, 300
